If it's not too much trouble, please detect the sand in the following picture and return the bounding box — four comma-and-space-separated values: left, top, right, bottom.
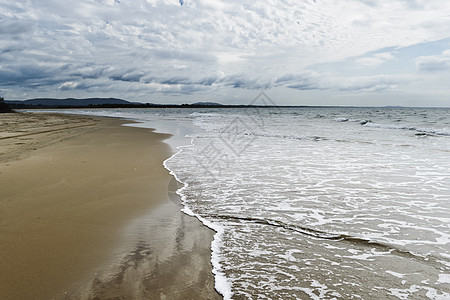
0, 112, 220, 299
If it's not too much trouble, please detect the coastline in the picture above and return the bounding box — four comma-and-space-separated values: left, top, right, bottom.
0, 112, 220, 299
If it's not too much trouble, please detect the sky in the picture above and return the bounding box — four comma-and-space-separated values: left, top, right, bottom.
1, 0, 450, 106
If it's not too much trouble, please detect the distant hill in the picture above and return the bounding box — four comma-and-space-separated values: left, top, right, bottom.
192, 102, 223, 106
6, 98, 136, 106
5, 98, 227, 109
5, 98, 238, 109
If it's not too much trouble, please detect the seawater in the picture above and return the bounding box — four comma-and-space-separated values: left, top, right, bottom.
48, 107, 450, 299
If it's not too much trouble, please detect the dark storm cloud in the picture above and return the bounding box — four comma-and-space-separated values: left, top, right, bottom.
0, 63, 69, 86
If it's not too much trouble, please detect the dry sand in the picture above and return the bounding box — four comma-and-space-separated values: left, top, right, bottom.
0, 112, 220, 299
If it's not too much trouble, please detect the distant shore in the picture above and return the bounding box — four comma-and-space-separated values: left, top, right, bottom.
7, 97, 444, 110
0, 112, 220, 299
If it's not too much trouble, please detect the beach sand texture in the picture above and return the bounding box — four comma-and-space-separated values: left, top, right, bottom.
0, 112, 220, 299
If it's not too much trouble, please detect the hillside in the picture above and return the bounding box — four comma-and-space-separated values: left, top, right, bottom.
6, 98, 135, 107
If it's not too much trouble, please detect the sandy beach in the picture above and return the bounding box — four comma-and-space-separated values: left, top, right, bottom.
0, 112, 220, 299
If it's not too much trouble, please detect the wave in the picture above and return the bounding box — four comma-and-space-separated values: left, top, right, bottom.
333, 117, 370, 125
189, 112, 221, 117
332, 117, 450, 137
415, 128, 450, 137
242, 132, 326, 141
364, 122, 450, 136
333, 117, 349, 122
193, 130, 327, 142
207, 214, 449, 268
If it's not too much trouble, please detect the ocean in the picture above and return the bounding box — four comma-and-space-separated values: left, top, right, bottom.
47, 106, 450, 299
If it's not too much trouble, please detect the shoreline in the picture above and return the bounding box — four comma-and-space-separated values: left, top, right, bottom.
0, 112, 220, 299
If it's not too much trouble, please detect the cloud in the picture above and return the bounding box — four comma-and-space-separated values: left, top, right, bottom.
151, 49, 217, 63
58, 81, 79, 91
139, 72, 272, 90
0, 62, 70, 87
126, 70, 406, 94
70, 65, 110, 79
109, 70, 146, 82
356, 52, 398, 67
416, 50, 450, 72
0, 20, 34, 36
275, 72, 406, 92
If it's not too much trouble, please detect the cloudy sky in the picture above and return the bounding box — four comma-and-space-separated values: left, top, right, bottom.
1, 0, 450, 106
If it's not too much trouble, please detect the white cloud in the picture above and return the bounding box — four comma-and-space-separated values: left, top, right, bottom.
416, 49, 450, 72
356, 52, 398, 67
58, 82, 79, 91
276, 72, 406, 92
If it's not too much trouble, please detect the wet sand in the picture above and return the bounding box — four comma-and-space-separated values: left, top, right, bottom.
0, 112, 220, 299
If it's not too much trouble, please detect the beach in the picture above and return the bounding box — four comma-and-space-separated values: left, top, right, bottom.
0, 112, 220, 299
2, 107, 449, 299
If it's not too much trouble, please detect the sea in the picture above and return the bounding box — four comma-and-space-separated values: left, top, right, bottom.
45, 106, 450, 299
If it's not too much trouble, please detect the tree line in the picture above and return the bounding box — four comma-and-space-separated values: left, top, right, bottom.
0, 97, 14, 113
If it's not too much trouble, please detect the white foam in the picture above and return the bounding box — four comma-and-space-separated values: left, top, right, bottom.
333, 117, 349, 122
363, 122, 415, 130
441, 253, 450, 259
437, 274, 450, 284
163, 138, 234, 300
386, 270, 405, 278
